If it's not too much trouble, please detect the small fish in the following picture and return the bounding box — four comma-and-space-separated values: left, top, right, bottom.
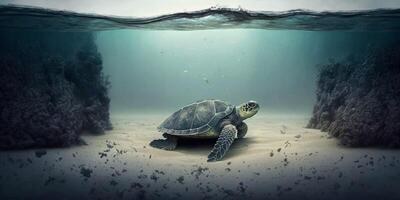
203, 77, 209, 84
183, 70, 188, 73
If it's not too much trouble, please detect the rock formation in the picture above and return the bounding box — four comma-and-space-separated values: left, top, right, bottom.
0, 30, 111, 149
308, 44, 400, 147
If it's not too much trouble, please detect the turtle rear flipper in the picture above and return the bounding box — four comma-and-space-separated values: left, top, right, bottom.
150, 136, 178, 151
207, 124, 237, 162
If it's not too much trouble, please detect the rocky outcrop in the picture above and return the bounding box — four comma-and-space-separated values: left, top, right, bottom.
0, 30, 111, 149
307, 44, 400, 147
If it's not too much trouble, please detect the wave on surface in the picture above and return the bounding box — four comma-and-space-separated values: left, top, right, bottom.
1, 5, 400, 31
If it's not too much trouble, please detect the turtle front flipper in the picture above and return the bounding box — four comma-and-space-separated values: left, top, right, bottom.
207, 124, 237, 162
150, 134, 178, 151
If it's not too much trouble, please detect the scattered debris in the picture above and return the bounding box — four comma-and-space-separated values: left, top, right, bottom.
35, 150, 47, 158
280, 125, 288, 134
44, 176, 56, 186
80, 167, 93, 179
177, 176, 184, 184
110, 180, 118, 186
191, 166, 209, 179
99, 152, 107, 158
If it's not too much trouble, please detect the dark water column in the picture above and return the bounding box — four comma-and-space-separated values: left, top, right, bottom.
0, 30, 111, 149
307, 44, 400, 147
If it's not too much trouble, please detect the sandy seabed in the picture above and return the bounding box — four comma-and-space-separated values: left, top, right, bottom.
1, 113, 400, 200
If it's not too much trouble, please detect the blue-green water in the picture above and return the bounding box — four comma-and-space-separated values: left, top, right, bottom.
1, 5, 400, 200
1, 5, 399, 114
97, 30, 398, 114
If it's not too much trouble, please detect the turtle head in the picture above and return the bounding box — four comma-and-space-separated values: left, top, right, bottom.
237, 100, 260, 120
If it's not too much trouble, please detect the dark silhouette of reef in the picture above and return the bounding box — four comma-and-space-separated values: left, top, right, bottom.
308, 43, 400, 147
0, 30, 111, 149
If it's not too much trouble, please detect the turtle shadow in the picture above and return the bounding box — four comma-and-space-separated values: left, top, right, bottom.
223, 137, 257, 160
174, 138, 216, 156
175, 137, 257, 159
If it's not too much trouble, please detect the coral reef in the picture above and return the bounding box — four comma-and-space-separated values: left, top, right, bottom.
308, 44, 400, 147
0, 30, 111, 149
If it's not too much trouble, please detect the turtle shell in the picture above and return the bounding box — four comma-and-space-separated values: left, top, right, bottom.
157, 100, 234, 136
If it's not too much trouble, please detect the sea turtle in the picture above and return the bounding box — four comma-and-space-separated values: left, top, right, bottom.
150, 99, 260, 162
